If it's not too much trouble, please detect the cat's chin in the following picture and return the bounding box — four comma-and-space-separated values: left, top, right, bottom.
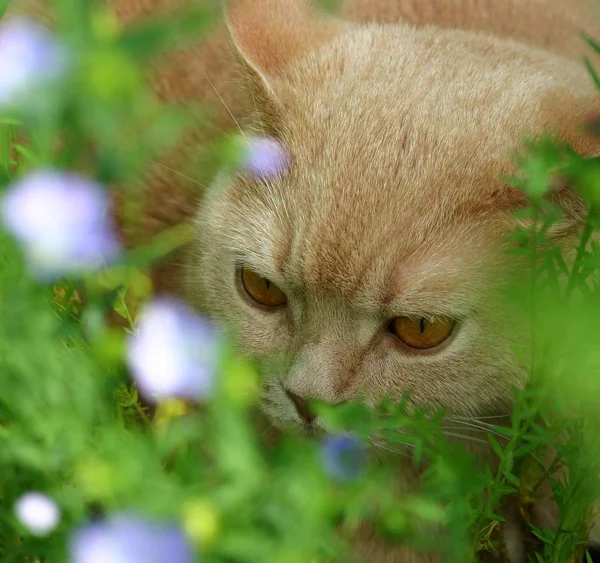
258, 381, 328, 436
259, 398, 325, 436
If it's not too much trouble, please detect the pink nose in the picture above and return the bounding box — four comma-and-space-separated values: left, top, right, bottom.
285, 389, 316, 425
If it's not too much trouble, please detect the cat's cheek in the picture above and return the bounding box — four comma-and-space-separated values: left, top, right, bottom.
187, 233, 292, 357
357, 322, 521, 417
220, 304, 290, 356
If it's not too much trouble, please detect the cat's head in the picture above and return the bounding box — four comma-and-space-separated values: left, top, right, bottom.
185, 0, 597, 429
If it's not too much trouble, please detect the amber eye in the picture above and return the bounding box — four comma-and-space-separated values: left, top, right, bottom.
239, 267, 287, 308
390, 316, 455, 350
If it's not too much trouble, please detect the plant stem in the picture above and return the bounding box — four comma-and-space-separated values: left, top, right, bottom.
565, 207, 596, 301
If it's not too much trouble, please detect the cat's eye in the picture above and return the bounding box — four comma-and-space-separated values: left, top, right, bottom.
239, 267, 287, 308
390, 316, 455, 350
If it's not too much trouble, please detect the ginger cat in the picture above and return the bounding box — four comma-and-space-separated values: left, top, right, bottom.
8, 0, 600, 561
180, 2, 600, 560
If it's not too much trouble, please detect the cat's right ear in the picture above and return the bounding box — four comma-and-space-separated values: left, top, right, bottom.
224, 0, 345, 110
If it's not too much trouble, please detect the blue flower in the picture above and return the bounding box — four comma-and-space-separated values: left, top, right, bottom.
2, 170, 120, 279
0, 18, 69, 107
242, 136, 289, 180
321, 435, 366, 482
69, 513, 194, 563
127, 298, 220, 403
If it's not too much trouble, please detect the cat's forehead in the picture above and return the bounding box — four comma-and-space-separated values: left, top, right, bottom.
278, 24, 590, 164
270, 156, 507, 305
230, 134, 510, 309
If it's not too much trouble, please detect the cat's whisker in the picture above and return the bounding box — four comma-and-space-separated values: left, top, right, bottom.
205, 73, 249, 145
370, 440, 413, 460
449, 419, 512, 434
151, 161, 208, 189
439, 431, 489, 444
387, 439, 417, 450
372, 433, 416, 449
459, 420, 500, 429
245, 72, 267, 137
442, 421, 510, 440
450, 421, 525, 449
449, 414, 511, 421
442, 424, 491, 434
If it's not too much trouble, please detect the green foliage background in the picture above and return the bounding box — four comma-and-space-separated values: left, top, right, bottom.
1, 1, 600, 562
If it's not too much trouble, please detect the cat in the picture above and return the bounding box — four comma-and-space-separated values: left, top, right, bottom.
7, 0, 600, 560
186, 0, 599, 422
180, 0, 600, 560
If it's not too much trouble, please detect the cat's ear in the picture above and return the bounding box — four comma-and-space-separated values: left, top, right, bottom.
504, 89, 600, 238
224, 0, 344, 105
545, 90, 600, 232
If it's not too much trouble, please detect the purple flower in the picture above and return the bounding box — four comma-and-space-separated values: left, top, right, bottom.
127, 298, 220, 403
242, 136, 289, 180
2, 170, 120, 279
321, 435, 366, 482
69, 513, 193, 563
0, 18, 69, 107
14, 492, 61, 536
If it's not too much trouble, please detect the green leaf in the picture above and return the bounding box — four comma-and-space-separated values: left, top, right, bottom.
488, 435, 504, 457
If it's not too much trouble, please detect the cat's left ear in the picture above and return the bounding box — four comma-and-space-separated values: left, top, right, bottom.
518, 88, 600, 235
551, 89, 600, 226
224, 0, 346, 111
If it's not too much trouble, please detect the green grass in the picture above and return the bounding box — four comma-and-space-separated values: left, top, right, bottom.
1, 2, 600, 563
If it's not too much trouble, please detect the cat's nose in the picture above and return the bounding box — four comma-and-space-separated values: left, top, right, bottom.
285, 389, 316, 425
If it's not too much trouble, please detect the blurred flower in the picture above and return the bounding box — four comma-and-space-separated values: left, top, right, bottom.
242, 136, 289, 180
0, 18, 69, 107
2, 170, 120, 279
320, 435, 366, 482
154, 398, 191, 435
69, 513, 193, 563
127, 298, 220, 403
14, 492, 61, 536
181, 499, 220, 547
